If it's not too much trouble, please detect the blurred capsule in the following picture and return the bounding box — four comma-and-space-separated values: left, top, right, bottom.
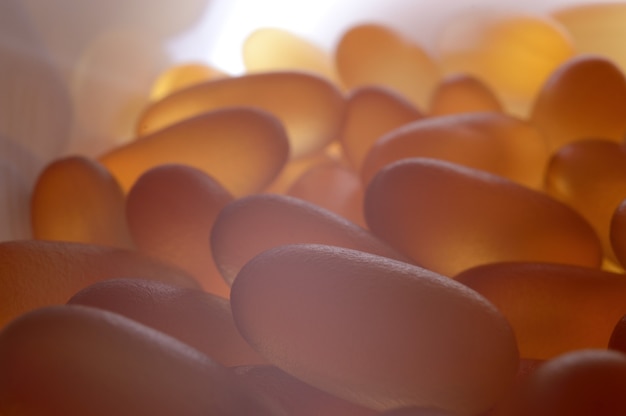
138, 71, 344, 159
151, 62, 227, 100
231, 244, 519, 415
126, 164, 232, 297
264, 149, 335, 194
429, 74, 503, 116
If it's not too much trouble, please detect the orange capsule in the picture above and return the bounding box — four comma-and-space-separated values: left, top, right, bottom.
211, 194, 410, 284
610, 198, 626, 269
0, 240, 198, 328
31, 155, 133, 248
429, 74, 503, 116
231, 244, 519, 415
126, 164, 232, 297
546, 139, 626, 262
335, 24, 440, 109
362, 112, 550, 190
365, 159, 602, 276
0, 305, 283, 416
455, 262, 626, 359
100, 107, 289, 196
68, 279, 264, 366
530, 55, 626, 152
264, 148, 336, 194
339, 86, 422, 171
150, 62, 227, 101
138, 71, 344, 159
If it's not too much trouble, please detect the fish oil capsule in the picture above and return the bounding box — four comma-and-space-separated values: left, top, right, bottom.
530, 55, 626, 152
362, 113, 549, 189
151, 62, 227, 101
31, 155, 133, 248
100, 107, 289, 195
339, 86, 422, 171
68, 279, 264, 366
126, 164, 232, 297
231, 244, 519, 415
546, 139, 626, 262
429, 74, 503, 116
365, 158, 601, 276
0, 305, 283, 416
335, 24, 440, 109
0, 240, 198, 328
211, 194, 409, 284
455, 262, 626, 359
138, 71, 344, 159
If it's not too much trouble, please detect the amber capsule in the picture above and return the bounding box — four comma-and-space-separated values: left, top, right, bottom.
0, 305, 283, 416
211, 194, 410, 283
361, 113, 550, 190
339, 86, 422, 171
138, 71, 344, 159
0, 240, 198, 328
126, 164, 232, 297
365, 159, 602, 276
231, 244, 519, 415
429, 74, 503, 116
31, 156, 133, 248
455, 262, 626, 359
335, 24, 440, 109
68, 279, 264, 366
530, 55, 626, 152
150, 62, 227, 101
100, 107, 289, 195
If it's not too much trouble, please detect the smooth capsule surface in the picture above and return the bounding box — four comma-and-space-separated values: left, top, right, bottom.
365, 158, 602, 276
231, 244, 519, 415
428, 74, 503, 116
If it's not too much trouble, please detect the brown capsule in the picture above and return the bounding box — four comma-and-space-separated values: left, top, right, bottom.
151, 62, 228, 101
0, 240, 198, 328
68, 279, 264, 366
530, 55, 626, 152
361, 112, 549, 189
211, 193, 410, 284
126, 164, 232, 297
455, 262, 626, 359
0, 305, 284, 416
365, 158, 602, 276
31, 155, 133, 248
610, 198, 626, 269
429, 74, 503, 116
231, 244, 519, 415
137, 71, 344, 159
100, 107, 289, 196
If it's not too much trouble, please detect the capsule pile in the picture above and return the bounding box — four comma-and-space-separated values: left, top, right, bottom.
3, 2, 626, 415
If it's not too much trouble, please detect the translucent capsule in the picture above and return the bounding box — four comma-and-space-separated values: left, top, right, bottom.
365, 158, 602, 276
151, 62, 227, 101
100, 107, 289, 196
264, 148, 336, 194
68, 279, 264, 366
231, 244, 519, 415
339, 86, 422, 171
546, 139, 626, 262
0, 240, 198, 328
530, 55, 626, 152
243, 28, 339, 83
610, 199, 626, 269
0, 305, 283, 416
438, 12, 573, 116
361, 113, 550, 190
428, 74, 503, 116
126, 164, 232, 297
211, 194, 410, 284
455, 262, 626, 359
31, 156, 133, 248
138, 71, 344, 159
335, 24, 440, 109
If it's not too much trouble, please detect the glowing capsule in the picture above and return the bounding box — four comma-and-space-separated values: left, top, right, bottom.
100, 107, 289, 195
211, 193, 409, 284
428, 74, 503, 116
263, 149, 335, 194
151, 62, 227, 101
455, 262, 626, 359
335, 24, 440, 109
126, 164, 232, 297
138, 71, 344, 159
365, 158, 602, 276
31, 156, 133, 248
68, 279, 264, 366
231, 244, 519, 415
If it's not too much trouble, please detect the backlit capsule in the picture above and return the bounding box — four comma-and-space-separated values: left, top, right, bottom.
150, 62, 228, 101
231, 244, 519, 415
428, 74, 503, 116
365, 158, 602, 276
